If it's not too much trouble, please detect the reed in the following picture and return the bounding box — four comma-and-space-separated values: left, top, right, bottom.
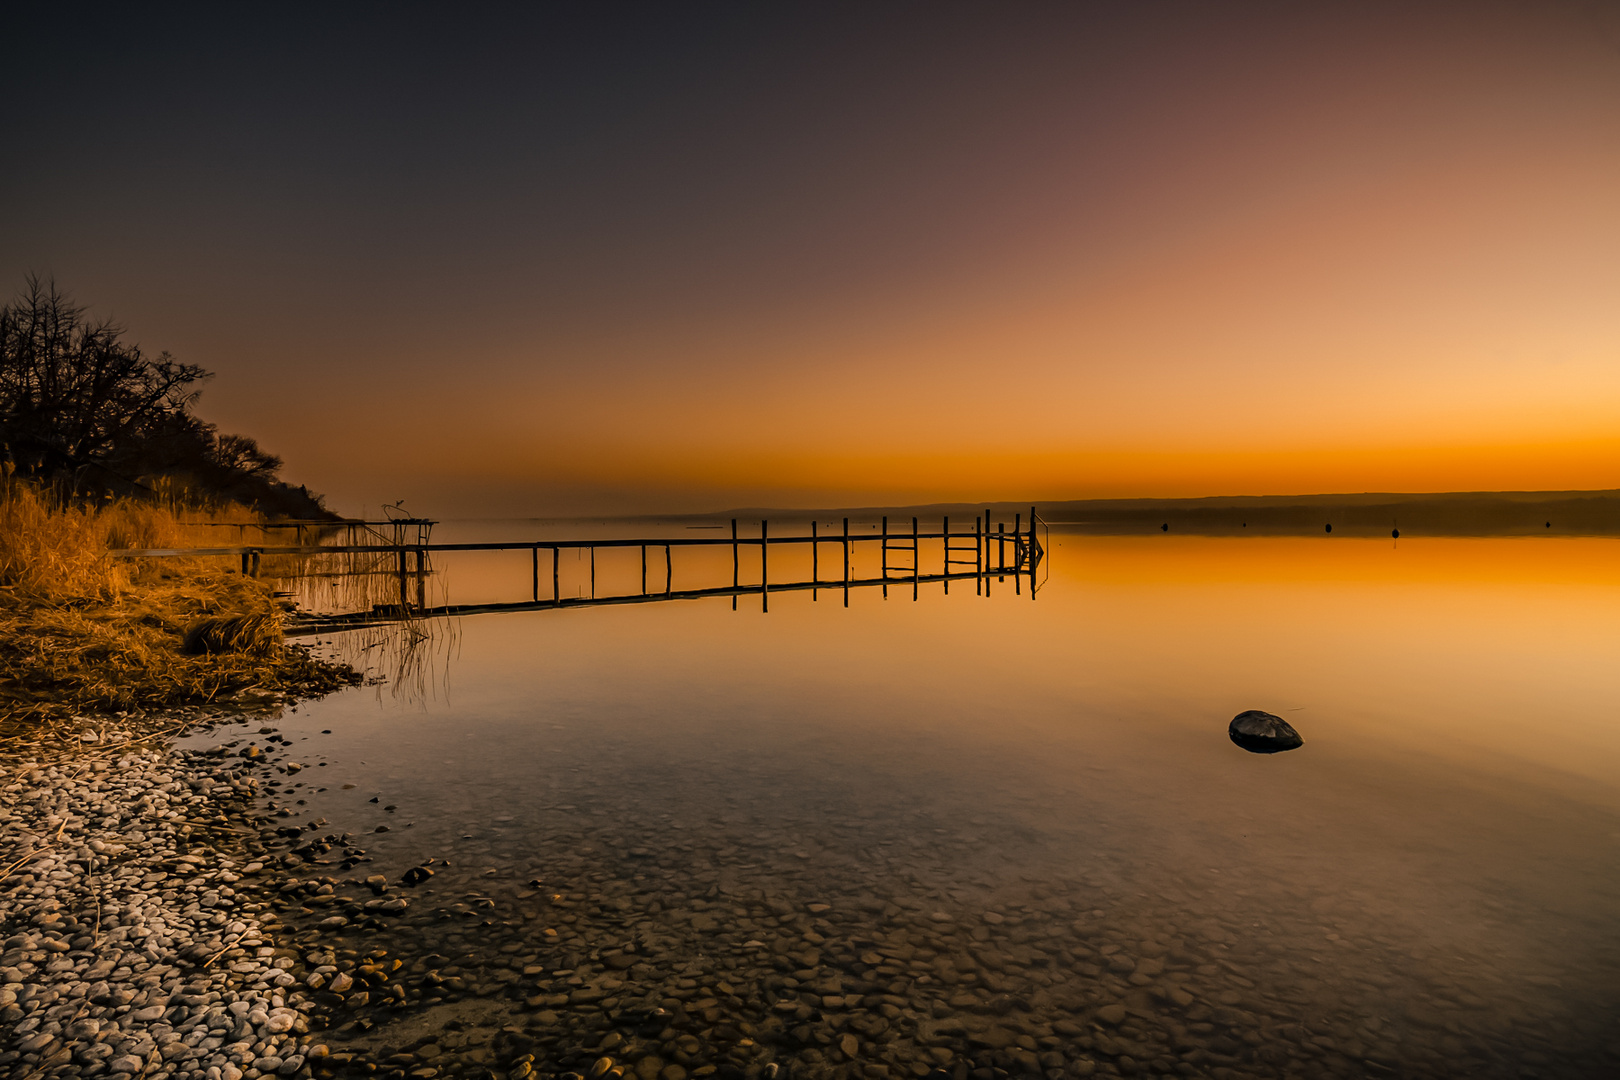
0, 477, 357, 737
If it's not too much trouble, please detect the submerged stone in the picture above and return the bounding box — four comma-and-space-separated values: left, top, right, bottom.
1228, 710, 1303, 754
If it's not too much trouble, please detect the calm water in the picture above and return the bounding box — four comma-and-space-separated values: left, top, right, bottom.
214, 527, 1620, 1077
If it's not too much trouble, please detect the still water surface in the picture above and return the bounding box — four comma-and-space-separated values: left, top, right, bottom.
224, 528, 1620, 1077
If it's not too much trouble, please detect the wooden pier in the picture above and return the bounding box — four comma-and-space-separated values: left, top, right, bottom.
112, 508, 1047, 630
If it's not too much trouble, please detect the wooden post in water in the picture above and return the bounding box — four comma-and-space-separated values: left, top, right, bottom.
641, 545, 647, 595
912, 516, 919, 601
553, 546, 560, 605
590, 546, 596, 599
665, 544, 672, 596
842, 517, 850, 608
397, 547, 408, 610
1014, 513, 1022, 593
942, 516, 949, 595
998, 523, 1006, 579
414, 548, 425, 609
1013, 516, 1021, 596
881, 516, 889, 598
532, 546, 539, 603
1030, 506, 1038, 601
761, 519, 769, 613
985, 508, 994, 588
986, 512, 994, 597
811, 520, 818, 601
976, 516, 982, 595
731, 518, 738, 611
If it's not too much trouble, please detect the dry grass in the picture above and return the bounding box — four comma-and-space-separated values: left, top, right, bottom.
0, 474, 246, 601
181, 612, 283, 656
0, 478, 358, 739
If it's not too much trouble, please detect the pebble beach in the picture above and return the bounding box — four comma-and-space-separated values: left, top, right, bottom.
1, 723, 330, 1080
6, 699, 1616, 1080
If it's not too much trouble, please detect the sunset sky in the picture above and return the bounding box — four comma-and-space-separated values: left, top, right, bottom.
4, 3, 1619, 516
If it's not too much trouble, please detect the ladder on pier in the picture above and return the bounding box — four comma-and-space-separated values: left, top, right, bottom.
880, 515, 921, 600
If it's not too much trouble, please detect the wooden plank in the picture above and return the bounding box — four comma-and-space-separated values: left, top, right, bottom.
113, 532, 982, 558
111, 514, 1041, 562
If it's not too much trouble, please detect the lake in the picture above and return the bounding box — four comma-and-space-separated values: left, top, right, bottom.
196, 525, 1620, 1079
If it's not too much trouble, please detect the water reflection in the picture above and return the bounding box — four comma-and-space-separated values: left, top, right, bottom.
223, 531, 1620, 1077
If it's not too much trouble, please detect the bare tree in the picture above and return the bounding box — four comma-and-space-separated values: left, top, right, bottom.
209, 433, 283, 479
0, 275, 208, 475
0, 276, 324, 516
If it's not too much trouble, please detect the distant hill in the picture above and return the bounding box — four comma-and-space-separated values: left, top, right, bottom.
1032, 490, 1620, 536
706, 490, 1620, 536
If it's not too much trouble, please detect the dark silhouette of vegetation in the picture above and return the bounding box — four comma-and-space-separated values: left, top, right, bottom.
0, 275, 328, 517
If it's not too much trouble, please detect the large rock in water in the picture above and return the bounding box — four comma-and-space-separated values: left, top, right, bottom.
1228, 710, 1303, 754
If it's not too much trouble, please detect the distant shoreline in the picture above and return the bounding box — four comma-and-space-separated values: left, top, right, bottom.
452, 489, 1620, 538
1020, 489, 1620, 537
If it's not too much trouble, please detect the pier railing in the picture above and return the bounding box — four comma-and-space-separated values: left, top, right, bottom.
110, 507, 1045, 630
187, 516, 436, 550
